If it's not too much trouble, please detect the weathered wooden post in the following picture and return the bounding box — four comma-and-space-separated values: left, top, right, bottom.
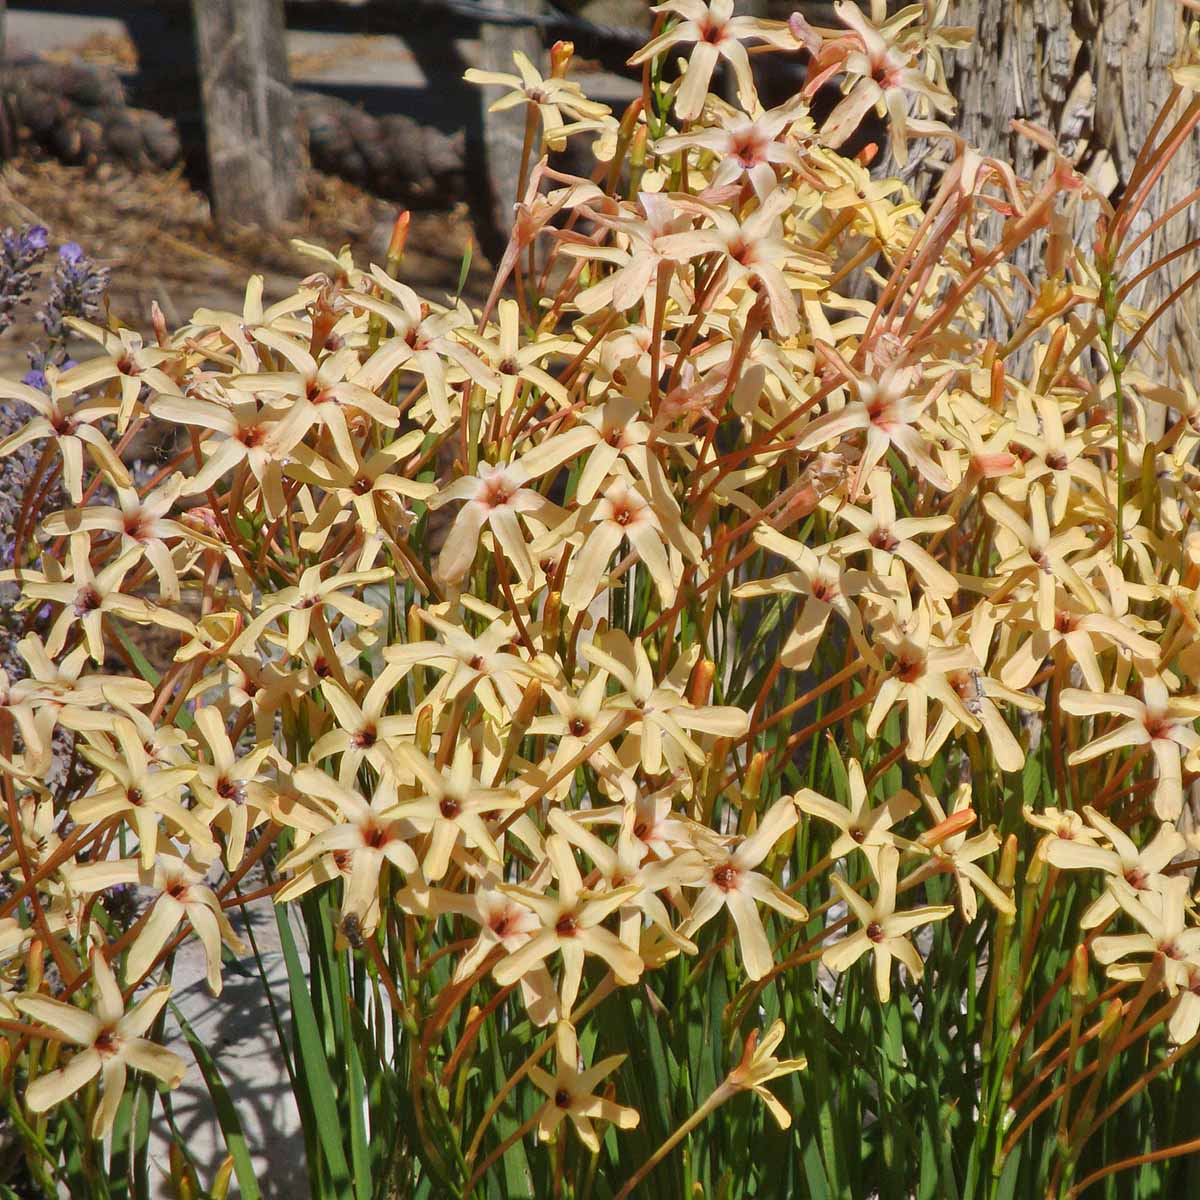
477, 0, 544, 240
941, 0, 1200, 425
190, 0, 303, 230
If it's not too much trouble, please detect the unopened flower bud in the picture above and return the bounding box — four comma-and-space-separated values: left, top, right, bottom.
550, 40, 574, 79
689, 657, 716, 706
542, 590, 563, 651
210, 1157, 234, 1200
26, 937, 44, 992
151, 299, 169, 347
416, 704, 434, 754
630, 124, 648, 168
307, 285, 340, 358
742, 751, 767, 811
919, 807, 976, 849
788, 12, 823, 52
1036, 324, 1068, 393
998, 834, 1018, 890
1070, 943, 1089, 998
386, 210, 410, 274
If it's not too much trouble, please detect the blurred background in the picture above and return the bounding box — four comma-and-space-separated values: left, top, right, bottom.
0, 0, 1195, 381
0, 0, 701, 377
2, 2, 1200, 1189
0, 0, 1197, 376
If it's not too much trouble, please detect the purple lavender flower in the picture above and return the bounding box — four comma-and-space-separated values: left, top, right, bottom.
38, 241, 110, 346
26, 241, 110, 382
0, 225, 49, 335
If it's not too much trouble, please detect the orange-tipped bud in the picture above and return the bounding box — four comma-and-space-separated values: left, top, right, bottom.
689, 657, 716, 706
989, 358, 1006, 410
1037, 323, 1069, 392
26, 937, 44, 992
387, 209, 411, 266
307, 285, 340, 357
151, 299, 170, 347
550, 40, 575, 79
416, 704, 434, 754
618, 97, 644, 139
919, 807, 976, 848
1071, 943, 1089, 997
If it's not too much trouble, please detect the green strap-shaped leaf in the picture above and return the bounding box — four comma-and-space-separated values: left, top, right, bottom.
275, 905, 355, 1195
169, 1001, 262, 1200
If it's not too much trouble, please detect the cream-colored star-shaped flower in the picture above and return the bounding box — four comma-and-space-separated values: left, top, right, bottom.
678, 797, 807, 980
822, 844, 953, 1002
16, 948, 185, 1138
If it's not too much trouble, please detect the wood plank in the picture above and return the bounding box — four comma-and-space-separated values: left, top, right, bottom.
190, 0, 304, 230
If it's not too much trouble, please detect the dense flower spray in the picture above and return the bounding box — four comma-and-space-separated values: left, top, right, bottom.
3, 4, 1200, 1195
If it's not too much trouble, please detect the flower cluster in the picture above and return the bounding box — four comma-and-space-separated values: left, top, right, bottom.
0, 226, 49, 336
25, 241, 112, 389
3, 3, 1200, 1193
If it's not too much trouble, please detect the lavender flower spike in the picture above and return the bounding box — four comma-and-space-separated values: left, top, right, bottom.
0, 225, 49, 335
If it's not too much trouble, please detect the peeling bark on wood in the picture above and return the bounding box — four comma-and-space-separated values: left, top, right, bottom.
191, 0, 304, 230
939, 1, 1200, 397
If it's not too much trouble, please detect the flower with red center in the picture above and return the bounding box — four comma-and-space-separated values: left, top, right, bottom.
828, 469, 958, 599
1093, 876, 1200, 997
736, 525, 878, 671
493, 835, 644, 1014
658, 187, 824, 337
549, 805, 706, 952
16, 948, 186, 1138
308, 667, 418, 786
822, 844, 953, 1002
389, 742, 524, 881
556, 475, 685, 616
1061, 676, 1200, 821
1042, 805, 1186, 929
628, 0, 798, 120
275, 766, 420, 939
796, 344, 952, 495
808, 1, 956, 166
529, 1021, 639, 1150
678, 798, 807, 980
796, 760, 919, 874
655, 95, 821, 200
57, 318, 182, 432
69, 717, 213, 870
68, 851, 247, 995
464, 51, 612, 153
429, 457, 567, 588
